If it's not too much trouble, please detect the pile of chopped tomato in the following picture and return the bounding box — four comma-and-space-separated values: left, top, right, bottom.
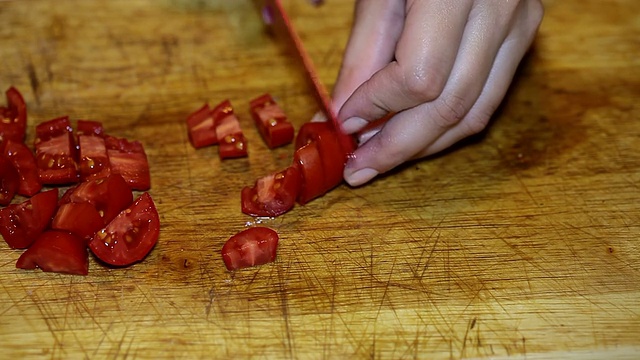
0, 86, 159, 275
186, 99, 248, 159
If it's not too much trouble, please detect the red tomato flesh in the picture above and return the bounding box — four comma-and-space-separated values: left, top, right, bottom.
0, 86, 27, 144
293, 142, 326, 205
59, 174, 133, 225
213, 100, 248, 159
16, 230, 88, 276
35, 131, 79, 184
0, 188, 59, 249
0, 155, 19, 206
241, 166, 300, 217
76, 119, 105, 138
186, 103, 217, 148
221, 227, 279, 271
88, 192, 159, 266
295, 121, 346, 192
52, 202, 105, 242
78, 134, 110, 180
249, 94, 294, 148
105, 136, 151, 190
3, 140, 42, 196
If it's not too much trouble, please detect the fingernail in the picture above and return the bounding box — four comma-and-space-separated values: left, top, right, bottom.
344, 167, 378, 187
341, 117, 368, 134
310, 111, 326, 122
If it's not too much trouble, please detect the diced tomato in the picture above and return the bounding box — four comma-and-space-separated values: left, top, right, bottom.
0, 188, 58, 249
34, 131, 79, 184
88, 192, 159, 266
0, 155, 19, 206
78, 134, 110, 180
35, 116, 74, 143
2, 140, 42, 196
293, 142, 326, 205
16, 230, 88, 276
105, 136, 150, 190
59, 174, 133, 225
221, 227, 279, 271
186, 104, 217, 148
52, 202, 105, 242
0, 87, 27, 144
295, 121, 346, 192
213, 100, 248, 159
241, 166, 300, 217
249, 94, 294, 148
76, 120, 105, 138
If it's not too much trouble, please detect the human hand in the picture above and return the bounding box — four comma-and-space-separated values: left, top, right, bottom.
331, 0, 544, 186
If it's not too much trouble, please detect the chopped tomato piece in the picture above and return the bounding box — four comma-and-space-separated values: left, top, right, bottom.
2, 140, 42, 196
241, 166, 300, 217
78, 134, 110, 180
0, 86, 27, 144
76, 120, 105, 138
249, 94, 294, 148
34, 132, 79, 184
213, 100, 248, 159
0, 188, 58, 249
295, 121, 346, 192
88, 192, 159, 266
105, 136, 151, 190
293, 142, 326, 205
0, 155, 19, 206
186, 103, 217, 148
52, 202, 105, 242
221, 227, 279, 271
16, 230, 88, 276
35, 116, 75, 143
59, 174, 133, 225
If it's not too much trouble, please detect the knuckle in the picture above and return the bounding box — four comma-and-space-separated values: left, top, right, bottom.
402, 67, 447, 102
462, 113, 492, 136
431, 94, 468, 129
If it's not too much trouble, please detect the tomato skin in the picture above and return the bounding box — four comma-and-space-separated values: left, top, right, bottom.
16, 230, 88, 276
88, 192, 159, 267
293, 142, 326, 205
295, 122, 346, 192
105, 136, 151, 190
0, 86, 27, 144
221, 227, 279, 271
52, 202, 105, 242
78, 134, 110, 181
241, 166, 300, 217
249, 94, 294, 148
0, 188, 59, 249
2, 140, 42, 196
76, 120, 105, 138
186, 104, 218, 148
0, 155, 19, 206
59, 174, 133, 225
213, 100, 248, 159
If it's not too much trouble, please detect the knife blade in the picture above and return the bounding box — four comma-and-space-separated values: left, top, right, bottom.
255, 0, 355, 154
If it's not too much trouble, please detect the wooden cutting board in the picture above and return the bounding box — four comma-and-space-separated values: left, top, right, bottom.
1, 0, 639, 358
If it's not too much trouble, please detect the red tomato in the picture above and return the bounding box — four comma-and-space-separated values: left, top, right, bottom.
0, 86, 27, 144
76, 120, 105, 138
2, 140, 42, 196
52, 202, 105, 242
293, 142, 326, 205
0, 155, 19, 206
213, 100, 248, 159
221, 227, 279, 271
35, 130, 79, 185
35, 116, 75, 143
186, 103, 217, 148
88, 192, 159, 266
78, 134, 110, 180
59, 174, 133, 225
105, 136, 151, 190
295, 122, 346, 192
0, 188, 59, 249
16, 230, 88, 276
241, 166, 300, 217
249, 94, 294, 148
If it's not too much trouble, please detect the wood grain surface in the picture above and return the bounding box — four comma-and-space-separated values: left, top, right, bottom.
1, 0, 639, 359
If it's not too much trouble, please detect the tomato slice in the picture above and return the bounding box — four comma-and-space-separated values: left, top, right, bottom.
221, 227, 279, 271
88, 192, 159, 266
105, 136, 151, 190
78, 134, 110, 180
241, 166, 300, 217
34, 121, 79, 184
0, 87, 27, 144
16, 230, 88, 276
249, 94, 294, 148
293, 142, 326, 205
295, 121, 346, 192
213, 100, 248, 159
52, 202, 105, 242
2, 140, 42, 196
0, 155, 19, 206
186, 103, 217, 148
0, 188, 59, 249
59, 174, 133, 225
